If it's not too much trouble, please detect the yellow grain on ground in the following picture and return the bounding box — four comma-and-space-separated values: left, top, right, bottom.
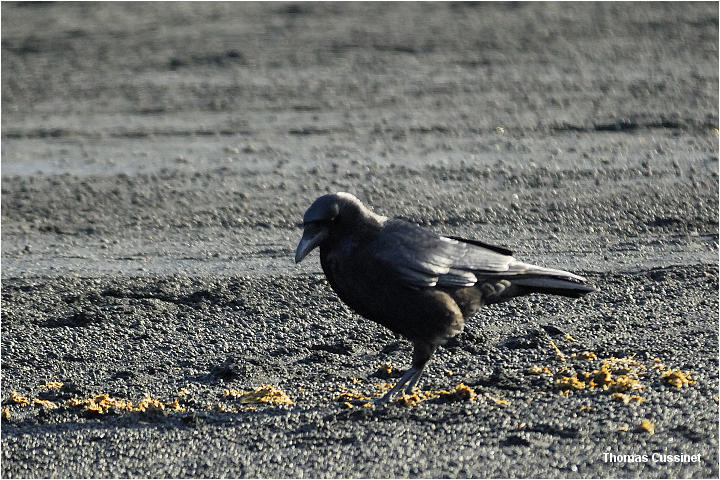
40, 381, 63, 390
549, 354, 653, 398
32, 398, 58, 409
1, 408, 10, 420
375, 383, 393, 396
68, 394, 124, 414
529, 365, 552, 375
612, 393, 644, 404
571, 351, 597, 360
238, 385, 294, 406
66, 393, 183, 414
394, 383, 478, 407
449, 383, 478, 401
586, 363, 613, 389
88, 394, 134, 414
484, 393, 509, 405
639, 419, 655, 434
335, 389, 371, 403
11, 391, 29, 406
136, 394, 165, 412
396, 391, 431, 407
556, 376, 586, 390
224, 388, 245, 397
661, 369, 696, 388
168, 399, 186, 411
376, 363, 394, 376
613, 374, 645, 392
549, 340, 566, 362
584, 357, 646, 392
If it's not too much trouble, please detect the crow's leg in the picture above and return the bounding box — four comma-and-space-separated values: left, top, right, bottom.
374, 341, 436, 405
373, 368, 417, 405
404, 365, 426, 394
405, 341, 436, 394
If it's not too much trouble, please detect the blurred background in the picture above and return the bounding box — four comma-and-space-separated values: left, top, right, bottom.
2, 2, 717, 278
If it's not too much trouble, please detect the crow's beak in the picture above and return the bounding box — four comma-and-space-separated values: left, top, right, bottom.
295, 224, 329, 263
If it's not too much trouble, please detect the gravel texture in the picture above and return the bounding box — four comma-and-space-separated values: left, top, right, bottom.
2, 2, 718, 478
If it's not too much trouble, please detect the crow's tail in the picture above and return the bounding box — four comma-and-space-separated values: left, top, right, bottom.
511, 265, 596, 298
514, 276, 595, 298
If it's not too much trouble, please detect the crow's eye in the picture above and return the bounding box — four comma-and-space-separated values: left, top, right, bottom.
320, 215, 339, 225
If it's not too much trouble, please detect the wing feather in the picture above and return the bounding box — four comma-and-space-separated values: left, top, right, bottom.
372, 219, 520, 288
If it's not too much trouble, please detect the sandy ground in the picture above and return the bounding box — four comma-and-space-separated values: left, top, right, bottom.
1, 2, 718, 478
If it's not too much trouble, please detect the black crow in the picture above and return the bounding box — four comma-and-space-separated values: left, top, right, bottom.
295, 192, 595, 403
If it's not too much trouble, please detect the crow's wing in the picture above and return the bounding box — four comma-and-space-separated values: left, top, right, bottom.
373, 219, 583, 289
372, 219, 512, 288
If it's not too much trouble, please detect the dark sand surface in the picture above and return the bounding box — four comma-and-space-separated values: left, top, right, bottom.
2, 2, 718, 478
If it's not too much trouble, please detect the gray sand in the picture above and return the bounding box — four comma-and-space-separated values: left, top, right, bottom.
2, 2, 718, 478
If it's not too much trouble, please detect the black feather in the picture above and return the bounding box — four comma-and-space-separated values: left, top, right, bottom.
444, 235, 514, 256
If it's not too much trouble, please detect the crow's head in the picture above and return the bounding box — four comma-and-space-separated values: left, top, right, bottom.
295, 192, 383, 263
